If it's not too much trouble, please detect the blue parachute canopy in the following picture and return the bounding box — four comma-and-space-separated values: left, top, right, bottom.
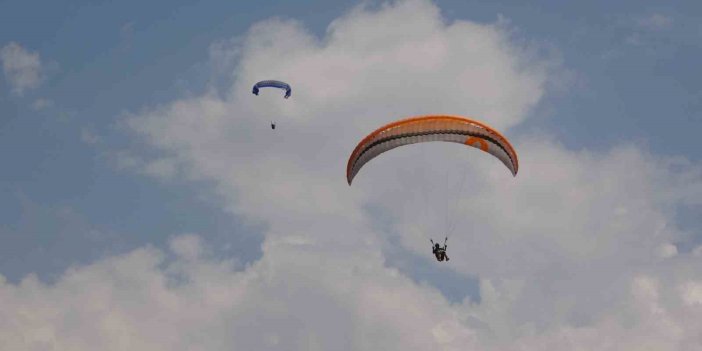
252, 80, 291, 99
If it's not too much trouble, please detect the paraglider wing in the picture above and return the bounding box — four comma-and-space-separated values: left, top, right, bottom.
252, 80, 291, 99
346, 115, 519, 185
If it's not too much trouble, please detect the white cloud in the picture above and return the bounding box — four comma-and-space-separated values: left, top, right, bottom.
0, 42, 43, 95
624, 13, 675, 48
105, 150, 179, 180
143, 157, 178, 179
657, 243, 678, 259
31, 98, 53, 110
0, 235, 484, 350
636, 13, 673, 31
3, 0, 702, 350
680, 281, 702, 306
80, 128, 100, 145
3, 234, 702, 350
119, 22, 136, 51
121, 21, 134, 36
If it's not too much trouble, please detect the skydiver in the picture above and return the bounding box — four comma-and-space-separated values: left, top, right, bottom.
430, 237, 449, 262
271, 121, 276, 129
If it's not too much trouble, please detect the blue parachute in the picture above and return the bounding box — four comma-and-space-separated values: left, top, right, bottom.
252, 80, 291, 99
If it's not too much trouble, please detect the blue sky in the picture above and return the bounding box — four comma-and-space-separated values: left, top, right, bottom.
2, 0, 699, 282
1, 1, 702, 349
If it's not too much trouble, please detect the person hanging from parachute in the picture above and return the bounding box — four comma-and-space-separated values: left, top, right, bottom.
431, 237, 449, 262
252, 80, 291, 130
345, 115, 519, 263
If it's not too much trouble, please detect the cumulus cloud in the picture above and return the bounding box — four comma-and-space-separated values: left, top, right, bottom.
0, 236, 483, 350
0, 42, 43, 95
31, 98, 53, 110
636, 13, 673, 31
118, 21, 136, 52
3, 0, 701, 350
3, 234, 702, 350
105, 149, 179, 180
624, 13, 675, 47
80, 128, 100, 145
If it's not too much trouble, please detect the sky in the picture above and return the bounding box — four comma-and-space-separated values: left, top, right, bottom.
1, 0, 701, 349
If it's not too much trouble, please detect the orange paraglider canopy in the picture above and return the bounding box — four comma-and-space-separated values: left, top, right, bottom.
346, 115, 518, 185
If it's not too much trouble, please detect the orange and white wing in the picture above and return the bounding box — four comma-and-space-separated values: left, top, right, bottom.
346, 115, 518, 185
